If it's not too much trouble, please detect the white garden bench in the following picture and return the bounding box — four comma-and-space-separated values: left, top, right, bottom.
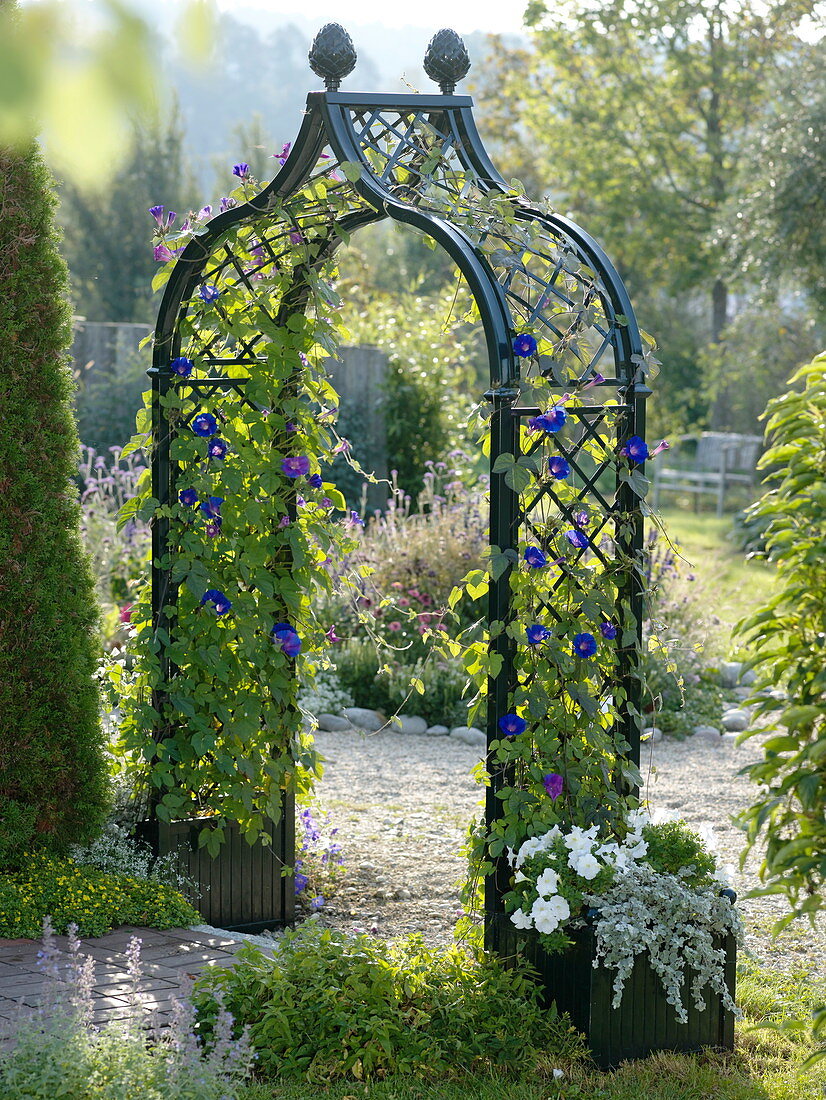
651, 431, 763, 517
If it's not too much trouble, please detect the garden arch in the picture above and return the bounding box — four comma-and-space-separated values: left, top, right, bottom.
146, 25, 649, 947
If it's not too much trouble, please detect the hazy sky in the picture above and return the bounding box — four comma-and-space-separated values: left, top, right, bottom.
212, 0, 526, 35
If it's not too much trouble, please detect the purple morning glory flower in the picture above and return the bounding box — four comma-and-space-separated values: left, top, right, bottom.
512, 333, 538, 357
498, 713, 527, 737
205, 521, 222, 537
219, 196, 236, 212
281, 455, 311, 478
573, 509, 589, 528
524, 546, 548, 569
198, 284, 220, 304
170, 356, 194, 377
650, 440, 670, 458
547, 455, 570, 479
232, 162, 250, 179
207, 438, 228, 460
191, 413, 218, 437
271, 621, 301, 657
543, 773, 564, 800
178, 488, 198, 506
289, 228, 304, 245
309, 895, 325, 911
197, 204, 212, 221
149, 205, 165, 223
621, 435, 649, 463
529, 407, 567, 433
526, 624, 552, 645
199, 496, 224, 519
581, 372, 605, 391
565, 530, 589, 549
572, 632, 598, 658
308, 473, 323, 488
294, 872, 308, 895
600, 622, 618, 640
274, 141, 292, 164
200, 589, 232, 615
347, 510, 364, 528
154, 243, 182, 263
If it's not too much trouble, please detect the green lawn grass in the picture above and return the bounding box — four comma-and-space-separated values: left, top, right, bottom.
651, 506, 778, 656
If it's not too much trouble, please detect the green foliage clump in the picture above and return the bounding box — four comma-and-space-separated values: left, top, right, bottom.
333, 642, 469, 727
0, 144, 107, 863
737, 350, 826, 927
340, 283, 481, 495
0, 851, 199, 938
641, 821, 717, 886
193, 924, 580, 1082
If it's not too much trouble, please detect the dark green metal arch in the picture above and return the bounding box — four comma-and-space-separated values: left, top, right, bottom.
148, 67, 649, 951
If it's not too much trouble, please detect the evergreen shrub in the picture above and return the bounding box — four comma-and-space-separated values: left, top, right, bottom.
0, 145, 108, 863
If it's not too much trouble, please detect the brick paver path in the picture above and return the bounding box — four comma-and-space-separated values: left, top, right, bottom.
0, 926, 252, 1041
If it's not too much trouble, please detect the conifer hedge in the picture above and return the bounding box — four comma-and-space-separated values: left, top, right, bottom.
0, 144, 108, 864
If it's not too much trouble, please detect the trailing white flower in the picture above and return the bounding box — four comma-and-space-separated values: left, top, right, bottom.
584, 862, 742, 1022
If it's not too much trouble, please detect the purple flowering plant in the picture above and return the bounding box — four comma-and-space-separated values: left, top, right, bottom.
113, 157, 370, 846
294, 804, 346, 912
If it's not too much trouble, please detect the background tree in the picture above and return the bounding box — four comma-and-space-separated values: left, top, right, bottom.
0, 143, 108, 864
58, 104, 198, 324
725, 48, 826, 315
474, 0, 822, 433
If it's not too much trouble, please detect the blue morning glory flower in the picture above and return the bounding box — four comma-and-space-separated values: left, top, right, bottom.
199, 496, 224, 518
565, 530, 589, 549
200, 589, 232, 615
232, 162, 250, 179
191, 413, 218, 436
572, 632, 598, 658
198, 284, 220, 304
170, 356, 194, 377
547, 455, 571, 479
621, 435, 649, 463
529, 407, 567, 433
207, 438, 228, 460
178, 488, 198, 506
524, 546, 548, 568
526, 624, 552, 645
308, 473, 323, 488
512, 333, 538, 357
600, 622, 618, 640
498, 713, 527, 737
271, 622, 301, 657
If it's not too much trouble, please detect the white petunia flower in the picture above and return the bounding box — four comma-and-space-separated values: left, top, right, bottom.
515, 836, 544, 867
531, 894, 570, 933
510, 907, 533, 929
535, 867, 560, 896
573, 853, 601, 880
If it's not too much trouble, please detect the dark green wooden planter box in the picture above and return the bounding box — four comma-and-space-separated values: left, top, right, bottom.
137, 792, 295, 933
491, 914, 736, 1069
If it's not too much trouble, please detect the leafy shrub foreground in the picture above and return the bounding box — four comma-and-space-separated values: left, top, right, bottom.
0, 852, 199, 938
193, 924, 583, 1081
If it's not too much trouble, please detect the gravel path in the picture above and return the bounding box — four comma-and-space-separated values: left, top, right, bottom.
310, 725, 826, 977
